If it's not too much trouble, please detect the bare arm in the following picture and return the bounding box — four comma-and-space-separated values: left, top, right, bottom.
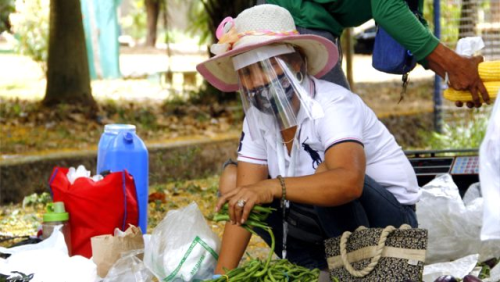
214, 162, 268, 274
427, 43, 490, 108
216, 142, 366, 225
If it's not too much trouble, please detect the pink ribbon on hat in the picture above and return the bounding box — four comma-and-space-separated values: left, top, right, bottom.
211, 17, 299, 55
216, 17, 235, 40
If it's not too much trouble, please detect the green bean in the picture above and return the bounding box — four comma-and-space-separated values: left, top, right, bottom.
252, 226, 274, 277
232, 260, 261, 281
208, 204, 321, 281
248, 212, 270, 222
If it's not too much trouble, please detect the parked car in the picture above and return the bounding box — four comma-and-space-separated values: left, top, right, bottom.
353, 20, 376, 54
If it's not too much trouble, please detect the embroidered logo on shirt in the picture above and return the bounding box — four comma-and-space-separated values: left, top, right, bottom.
238, 131, 245, 152
302, 137, 322, 169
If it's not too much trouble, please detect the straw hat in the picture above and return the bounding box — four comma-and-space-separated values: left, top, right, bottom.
196, 4, 339, 92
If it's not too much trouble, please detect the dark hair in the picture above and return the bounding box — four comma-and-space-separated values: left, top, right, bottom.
276, 47, 307, 75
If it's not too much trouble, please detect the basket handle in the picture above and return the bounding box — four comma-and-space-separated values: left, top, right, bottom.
339, 224, 411, 277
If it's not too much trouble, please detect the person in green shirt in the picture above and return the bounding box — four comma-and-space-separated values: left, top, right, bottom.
259, 0, 490, 108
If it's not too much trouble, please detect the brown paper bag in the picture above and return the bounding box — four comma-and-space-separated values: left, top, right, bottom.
91, 225, 144, 278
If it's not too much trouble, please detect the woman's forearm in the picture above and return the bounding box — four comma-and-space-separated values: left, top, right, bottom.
280, 168, 364, 206
215, 223, 252, 274
215, 161, 269, 274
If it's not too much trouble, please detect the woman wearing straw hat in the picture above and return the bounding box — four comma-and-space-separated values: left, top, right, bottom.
197, 4, 420, 277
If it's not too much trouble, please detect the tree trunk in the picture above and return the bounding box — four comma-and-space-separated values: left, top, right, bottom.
199, 0, 255, 103
43, 0, 97, 112
145, 0, 160, 47
0, 2, 14, 32
202, 0, 255, 44
458, 0, 478, 39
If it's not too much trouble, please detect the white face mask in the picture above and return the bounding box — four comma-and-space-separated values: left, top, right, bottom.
245, 70, 295, 116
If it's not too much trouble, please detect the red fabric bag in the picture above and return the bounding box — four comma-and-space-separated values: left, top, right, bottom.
48, 167, 139, 258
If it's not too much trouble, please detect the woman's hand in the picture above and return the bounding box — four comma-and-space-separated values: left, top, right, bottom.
216, 179, 280, 225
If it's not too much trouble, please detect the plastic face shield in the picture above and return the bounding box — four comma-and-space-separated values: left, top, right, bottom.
233, 45, 323, 140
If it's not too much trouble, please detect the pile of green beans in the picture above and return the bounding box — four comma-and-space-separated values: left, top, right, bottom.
208, 204, 320, 282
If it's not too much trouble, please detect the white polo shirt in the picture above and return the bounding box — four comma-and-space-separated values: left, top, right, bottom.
237, 77, 421, 205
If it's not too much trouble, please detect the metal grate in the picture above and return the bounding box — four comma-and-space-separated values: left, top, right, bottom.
437, 0, 500, 61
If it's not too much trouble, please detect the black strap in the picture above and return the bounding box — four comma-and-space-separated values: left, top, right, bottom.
406, 0, 419, 12
286, 203, 326, 244
399, 72, 410, 104
399, 0, 420, 102
406, 0, 425, 21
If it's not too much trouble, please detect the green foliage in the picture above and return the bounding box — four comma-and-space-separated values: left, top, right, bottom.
419, 110, 489, 150
186, 1, 212, 45
184, 0, 269, 104
188, 83, 236, 105
422, 0, 462, 44
22, 192, 52, 208
0, 97, 37, 119
8, 0, 49, 71
186, 0, 256, 46
120, 0, 147, 41
478, 258, 499, 279
159, 28, 199, 44
422, 0, 491, 47
101, 101, 159, 130
0, 0, 15, 32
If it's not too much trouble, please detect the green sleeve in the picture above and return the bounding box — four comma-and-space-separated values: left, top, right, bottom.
370, 0, 439, 61
266, 0, 344, 36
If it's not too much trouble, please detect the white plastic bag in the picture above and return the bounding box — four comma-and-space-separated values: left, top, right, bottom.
0, 226, 97, 282
485, 262, 500, 282
144, 202, 220, 281
455, 36, 485, 57
422, 254, 479, 282
416, 174, 500, 264
479, 95, 500, 241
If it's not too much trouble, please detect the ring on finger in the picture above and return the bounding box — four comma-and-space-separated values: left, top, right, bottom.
236, 199, 246, 208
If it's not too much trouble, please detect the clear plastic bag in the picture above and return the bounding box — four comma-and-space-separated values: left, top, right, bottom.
416, 174, 500, 264
144, 202, 220, 281
479, 95, 500, 241
103, 251, 153, 282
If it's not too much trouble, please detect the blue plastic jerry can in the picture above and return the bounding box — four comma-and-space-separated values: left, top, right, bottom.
97, 124, 149, 233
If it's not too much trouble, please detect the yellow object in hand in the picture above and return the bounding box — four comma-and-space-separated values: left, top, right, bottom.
443, 60, 499, 103
479, 61, 500, 82
443, 81, 499, 102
